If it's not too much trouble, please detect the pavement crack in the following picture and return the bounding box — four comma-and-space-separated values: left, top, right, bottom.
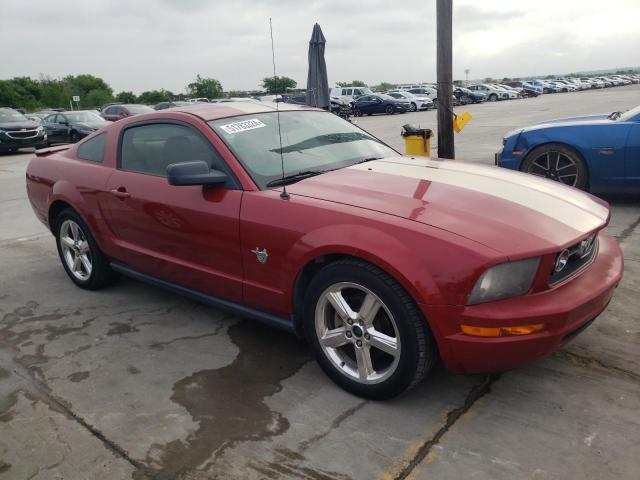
299, 400, 367, 451
615, 215, 640, 244
148, 321, 230, 351
554, 350, 640, 382
390, 373, 501, 480
3, 352, 155, 479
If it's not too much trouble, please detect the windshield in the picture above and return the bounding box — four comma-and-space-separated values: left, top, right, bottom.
618, 105, 640, 122
0, 109, 28, 123
126, 105, 154, 114
66, 111, 109, 125
377, 94, 396, 101
210, 111, 396, 189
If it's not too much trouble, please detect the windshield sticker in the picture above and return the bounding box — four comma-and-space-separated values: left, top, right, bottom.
219, 118, 267, 134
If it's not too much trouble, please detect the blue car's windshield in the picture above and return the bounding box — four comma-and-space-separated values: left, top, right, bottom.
618, 105, 640, 122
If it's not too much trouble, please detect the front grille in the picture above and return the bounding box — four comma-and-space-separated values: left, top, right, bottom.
549, 234, 598, 285
6, 129, 39, 139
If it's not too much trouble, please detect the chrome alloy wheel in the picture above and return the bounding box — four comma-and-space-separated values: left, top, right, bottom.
527, 151, 579, 186
59, 219, 92, 281
315, 282, 401, 385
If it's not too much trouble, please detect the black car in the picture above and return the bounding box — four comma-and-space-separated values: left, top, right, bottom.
0, 107, 48, 153
453, 87, 487, 104
43, 110, 110, 144
352, 94, 408, 116
285, 95, 353, 119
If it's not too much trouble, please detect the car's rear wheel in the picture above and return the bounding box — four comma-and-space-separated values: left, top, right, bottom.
385, 105, 394, 114
303, 259, 436, 399
54, 209, 117, 290
70, 131, 80, 143
521, 143, 588, 190
353, 108, 362, 117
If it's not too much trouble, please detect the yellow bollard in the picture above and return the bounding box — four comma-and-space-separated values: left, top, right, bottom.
401, 125, 432, 157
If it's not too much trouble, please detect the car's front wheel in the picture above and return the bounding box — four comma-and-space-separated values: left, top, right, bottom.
54, 208, 118, 290
304, 259, 436, 399
409, 102, 417, 112
385, 105, 394, 114
521, 143, 588, 190
488, 93, 498, 101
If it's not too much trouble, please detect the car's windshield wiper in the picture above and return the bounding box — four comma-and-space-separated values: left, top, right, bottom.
266, 170, 324, 187
608, 111, 621, 120
353, 156, 384, 165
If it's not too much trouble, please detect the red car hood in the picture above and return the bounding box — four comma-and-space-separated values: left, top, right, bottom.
286, 157, 610, 257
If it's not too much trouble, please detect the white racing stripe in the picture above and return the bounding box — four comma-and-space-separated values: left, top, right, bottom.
349, 158, 609, 233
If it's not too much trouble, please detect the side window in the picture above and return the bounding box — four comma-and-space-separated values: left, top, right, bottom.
346, 89, 353, 95
354, 89, 362, 96
44, 114, 55, 123
77, 133, 107, 162
119, 123, 232, 181
103, 107, 114, 115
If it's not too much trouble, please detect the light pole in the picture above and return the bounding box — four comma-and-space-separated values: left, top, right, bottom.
436, 0, 454, 159
465, 69, 470, 86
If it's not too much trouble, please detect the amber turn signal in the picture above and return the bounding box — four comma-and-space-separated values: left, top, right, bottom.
461, 324, 544, 337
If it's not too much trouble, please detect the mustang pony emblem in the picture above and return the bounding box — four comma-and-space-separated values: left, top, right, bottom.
251, 247, 268, 264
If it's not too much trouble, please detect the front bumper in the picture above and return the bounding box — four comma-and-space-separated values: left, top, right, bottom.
0, 130, 47, 150
425, 233, 623, 374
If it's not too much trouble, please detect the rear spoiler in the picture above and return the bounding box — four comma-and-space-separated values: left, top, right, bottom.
35, 144, 71, 157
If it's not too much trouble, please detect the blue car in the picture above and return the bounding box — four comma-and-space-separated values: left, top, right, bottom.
496, 105, 640, 192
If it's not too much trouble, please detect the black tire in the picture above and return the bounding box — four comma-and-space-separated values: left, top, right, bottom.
303, 258, 436, 399
54, 208, 118, 290
488, 93, 498, 102
385, 105, 394, 114
70, 131, 80, 143
409, 102, 417, 112
521, 143, 588, 190
354, 108, 362, 117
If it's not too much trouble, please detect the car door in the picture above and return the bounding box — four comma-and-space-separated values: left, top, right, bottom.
42, 115, 59, 142
101, 120, 244, 302
372, 96, 386, 113
57, 114, 72, 142
625, 122, 640, 186
47, 114, 68, 143
355, 96, 372, 114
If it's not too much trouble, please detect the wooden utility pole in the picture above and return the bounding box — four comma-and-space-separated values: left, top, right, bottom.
436, 0, 454, 159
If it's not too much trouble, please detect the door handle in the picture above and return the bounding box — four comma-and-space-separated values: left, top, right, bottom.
110, 188, 131, 199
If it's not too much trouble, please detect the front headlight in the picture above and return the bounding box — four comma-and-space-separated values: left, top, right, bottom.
467, 258, 540, 305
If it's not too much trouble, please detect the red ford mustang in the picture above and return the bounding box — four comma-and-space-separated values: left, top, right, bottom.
26, 102, 624, 399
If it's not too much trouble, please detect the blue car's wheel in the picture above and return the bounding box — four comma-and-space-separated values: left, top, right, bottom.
521, 143, 588, 190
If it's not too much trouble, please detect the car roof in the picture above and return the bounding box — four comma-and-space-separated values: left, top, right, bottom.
164, 101, 318, 121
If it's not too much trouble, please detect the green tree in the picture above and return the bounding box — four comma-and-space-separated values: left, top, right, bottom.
187, 75, 223, 99
336, 80, 367, 87
137, 89, 174, 104
85, 89, 113, 109
115, 91, 137, 103
261, 76, 297, 94
483, 77, 494, 83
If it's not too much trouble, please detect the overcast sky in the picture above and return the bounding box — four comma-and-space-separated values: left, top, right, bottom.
2, 0, 638, 93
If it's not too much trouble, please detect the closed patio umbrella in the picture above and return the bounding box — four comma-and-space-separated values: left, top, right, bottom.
305, 23, 329, 109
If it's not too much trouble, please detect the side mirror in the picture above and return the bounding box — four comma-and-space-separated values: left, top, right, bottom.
60, 120, 69, 126
166, 161, 227, 187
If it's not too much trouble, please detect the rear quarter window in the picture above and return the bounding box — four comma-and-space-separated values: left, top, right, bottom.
77, 133, 107, 162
